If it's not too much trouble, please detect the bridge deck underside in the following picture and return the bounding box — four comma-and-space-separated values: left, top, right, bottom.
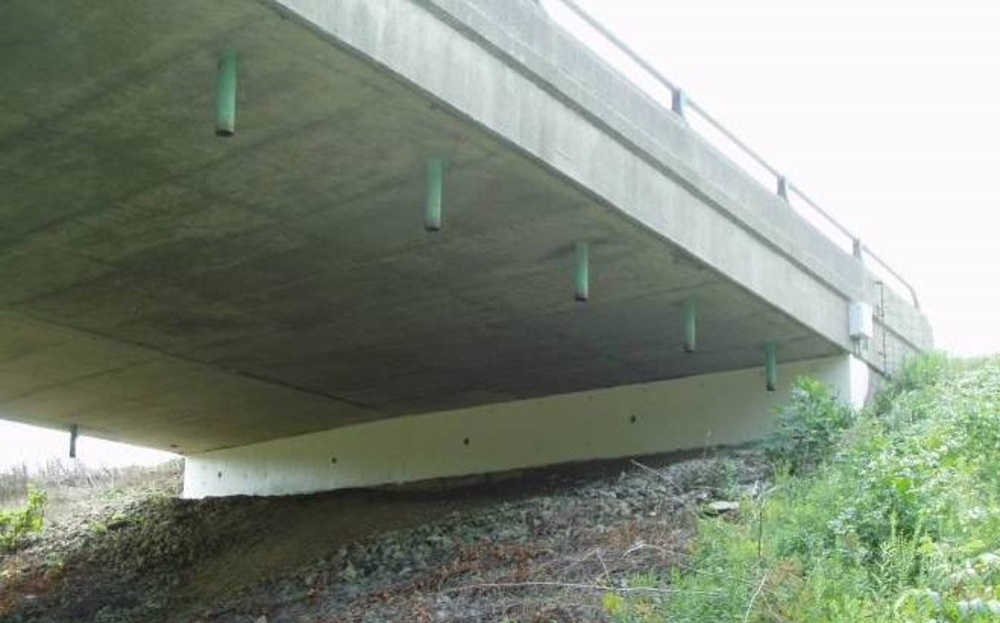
0, 0, 838, 453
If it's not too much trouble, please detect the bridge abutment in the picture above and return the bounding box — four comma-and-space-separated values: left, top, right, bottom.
183, 355, 871, 498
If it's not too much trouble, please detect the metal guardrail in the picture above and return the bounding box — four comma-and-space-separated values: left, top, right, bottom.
549, 0, 920, 310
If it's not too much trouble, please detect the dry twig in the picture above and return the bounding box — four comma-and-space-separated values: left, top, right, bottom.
444, 580, 673, 595
742, 573, 769, 623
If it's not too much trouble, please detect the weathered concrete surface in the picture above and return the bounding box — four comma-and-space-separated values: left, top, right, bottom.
0, 0, 930, 455
185, 355, 870, 497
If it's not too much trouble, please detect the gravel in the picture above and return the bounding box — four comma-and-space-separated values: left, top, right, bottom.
0, 450, 767, 623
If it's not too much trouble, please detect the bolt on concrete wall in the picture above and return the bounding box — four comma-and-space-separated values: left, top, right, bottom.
184, 355, 870, 498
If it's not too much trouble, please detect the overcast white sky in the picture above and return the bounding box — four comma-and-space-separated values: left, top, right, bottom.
1, 0, 997, 467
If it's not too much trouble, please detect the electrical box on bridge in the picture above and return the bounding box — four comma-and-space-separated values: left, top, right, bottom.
849, 302, 874, 341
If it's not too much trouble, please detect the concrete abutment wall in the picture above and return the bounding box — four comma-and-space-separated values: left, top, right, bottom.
184, 355, 871, 498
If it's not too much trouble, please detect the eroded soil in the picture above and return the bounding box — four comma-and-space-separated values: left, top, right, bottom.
1, 451, 763, 623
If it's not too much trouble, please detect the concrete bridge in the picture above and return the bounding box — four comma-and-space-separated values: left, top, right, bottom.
0, 0, 930, 497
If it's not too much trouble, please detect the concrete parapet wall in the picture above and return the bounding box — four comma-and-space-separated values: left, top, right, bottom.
861, 275, 935, 374
184, 355, 870, 498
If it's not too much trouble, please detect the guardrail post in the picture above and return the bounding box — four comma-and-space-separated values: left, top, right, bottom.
852, 238, 863, 260
671, 88, 687, 120
776, 176, 789, 201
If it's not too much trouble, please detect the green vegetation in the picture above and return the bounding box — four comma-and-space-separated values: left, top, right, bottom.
0, 459, 181, 555
764, 376, 855, 475
0, 486, 46, 552
608, 353, 1000, 622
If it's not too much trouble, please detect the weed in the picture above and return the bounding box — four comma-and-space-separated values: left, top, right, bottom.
0, 486, 47, 552
870, 350, 949, 417
615, 355, 1000, 623
600, 575, 669, 622
764, 376, 855, 474
0, 459, 182, 509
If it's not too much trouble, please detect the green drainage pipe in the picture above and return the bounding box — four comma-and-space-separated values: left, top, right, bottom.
69, 424, 78, 459
425, 158, 444, 232
683, 298, 697, 353
216, 50, 238, 137
574, 242, 589, 302
765, 342, 778, 391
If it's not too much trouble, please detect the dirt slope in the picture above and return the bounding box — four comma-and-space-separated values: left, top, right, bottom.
0, 451, 763, 623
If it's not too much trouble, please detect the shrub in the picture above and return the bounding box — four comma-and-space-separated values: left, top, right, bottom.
0, 486, 47, 552
764, 376, 855, 474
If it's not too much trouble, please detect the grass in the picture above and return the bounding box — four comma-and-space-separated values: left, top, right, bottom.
0, 457, 183, 546
0, 459, 182, 509
608, 352, 1000, 622
0, 458, 182, 553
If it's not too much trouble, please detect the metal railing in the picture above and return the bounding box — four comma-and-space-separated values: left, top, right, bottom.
548, 0, 920, 310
